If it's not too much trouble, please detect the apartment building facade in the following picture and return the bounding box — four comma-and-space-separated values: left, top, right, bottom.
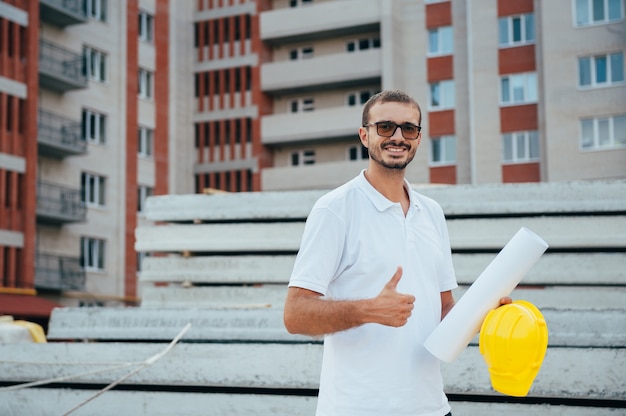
0, 0, 175, 325
250, 0, 625, 190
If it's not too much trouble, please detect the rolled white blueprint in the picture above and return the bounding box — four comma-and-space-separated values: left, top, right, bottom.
424, 226, 549, 363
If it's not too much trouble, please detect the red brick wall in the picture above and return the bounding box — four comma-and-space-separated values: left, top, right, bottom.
499, 44, 536, 74
0, 1, 37, 290
21, 0, 38, 290
124, 0, 139, 300
430, 165, 457, 184
428, 110, 456, 136
427, 55, 454, 82
155, 0, 169, 196
425, 1, 452, 28
498, 0, 533, 16
500, 104, 538, 132
194, 2, 268, 192
502, 162, 540, 183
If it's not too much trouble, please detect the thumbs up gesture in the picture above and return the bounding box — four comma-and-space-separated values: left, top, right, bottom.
367, 266, 415, 327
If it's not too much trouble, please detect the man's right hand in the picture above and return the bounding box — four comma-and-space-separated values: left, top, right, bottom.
367, 266, 415, 327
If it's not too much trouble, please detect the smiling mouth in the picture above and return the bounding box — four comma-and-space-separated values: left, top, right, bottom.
382, 143, 410, 153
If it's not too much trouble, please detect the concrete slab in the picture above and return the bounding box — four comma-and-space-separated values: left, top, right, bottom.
46, 307, 626, 348
1, 389, 623, 416
143, 180, 626, 222
135, 215, 626, 253
136, 282, 626, 310
139, 254, 296, 284
138, 252, 626, 285
0, 343, 623, 400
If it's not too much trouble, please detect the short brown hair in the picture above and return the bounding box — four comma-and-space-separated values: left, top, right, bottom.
361, 90, 422, 127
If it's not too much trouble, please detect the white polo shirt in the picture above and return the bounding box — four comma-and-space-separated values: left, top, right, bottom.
289, 171, 458, 416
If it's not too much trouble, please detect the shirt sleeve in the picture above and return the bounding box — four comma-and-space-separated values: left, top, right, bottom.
288, 205, 346, 296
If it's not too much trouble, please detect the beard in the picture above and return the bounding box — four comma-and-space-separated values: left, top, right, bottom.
368, 140, 417, 170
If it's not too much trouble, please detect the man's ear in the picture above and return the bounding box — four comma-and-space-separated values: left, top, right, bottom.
358, 127, 368, 148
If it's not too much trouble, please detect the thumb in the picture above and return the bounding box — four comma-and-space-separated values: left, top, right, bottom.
385, 266, 403, 290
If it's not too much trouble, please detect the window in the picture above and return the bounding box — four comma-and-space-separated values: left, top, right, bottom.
81, 172, 106, 206
85, 0, 107, 22
430, 135, 457, 164
580, 114, 626, 150
82, 109, 106, 144
81, 237, 105, 271
502, 131, 539, 162
138, 126, 153, 157
346, 89, 376, 106
290, 0, 313, 6
137, 251, 150, 272
430, 80, 455, 109
83, 46, 107, 82
428, 26, 453, 55
137, 185, 154, 213
79, 300, 105, 307
289, 46, 314, 60
575, 0, 623, 26
346, 37, 381, 52
139, 68, 153, 99
348, 145, 369, 161
499, 14, 535, 47
139, 11, 154, 42
289, 97, 314, 113
291, 149, 315, 166
579, 52, 624, 87
501, 72, 537, 105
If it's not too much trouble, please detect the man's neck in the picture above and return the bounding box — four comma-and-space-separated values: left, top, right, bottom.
364, 166, 407, 204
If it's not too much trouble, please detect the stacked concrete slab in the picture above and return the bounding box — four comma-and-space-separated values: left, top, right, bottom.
1, 180, 625, 415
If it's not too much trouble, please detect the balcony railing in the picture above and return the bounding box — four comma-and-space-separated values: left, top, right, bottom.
39, 39, 87, 92
40, 0, 87, 27
260, 0, 380, 44
261, 49, 382, 94
38, 108, 86, 158
262, 105, 361, 145
37, 181, 86, 225
35, 253, 86, 292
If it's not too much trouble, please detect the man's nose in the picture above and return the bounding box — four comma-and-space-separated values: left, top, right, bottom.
391, 125, 405, 140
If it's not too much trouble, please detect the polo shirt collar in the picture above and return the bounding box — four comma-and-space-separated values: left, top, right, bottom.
356, 170, 421, 212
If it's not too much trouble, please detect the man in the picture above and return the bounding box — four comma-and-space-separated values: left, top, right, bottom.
284, 90, 505, 415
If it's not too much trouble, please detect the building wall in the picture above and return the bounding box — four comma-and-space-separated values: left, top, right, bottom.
192, 0, 266, 193
253, 0, 625, 190
0, 0, 36, 293
38, 2, 127, 303
539, 0, 626, 181
0, 0, 172, 311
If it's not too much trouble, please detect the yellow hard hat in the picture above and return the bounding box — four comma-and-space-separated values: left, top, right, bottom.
479, 300, 548, 397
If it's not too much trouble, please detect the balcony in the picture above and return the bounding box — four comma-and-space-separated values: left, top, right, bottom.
262, 159, 368, 191
35, 253, 85, 292
261, 0, 380, 44
39, 39, 87, 93
38, 108, 86, 158
37, 181, 86, 225
262, 105, 361, 145
261, 49, 382, 95
40, 0, 87, 27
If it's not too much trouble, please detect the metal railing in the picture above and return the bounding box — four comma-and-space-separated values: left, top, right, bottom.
37, 181, 86, 224
39, 39, 87, 88
38, 108, 86, 155
41, 0, 86, 17
35, 252, 86, 291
